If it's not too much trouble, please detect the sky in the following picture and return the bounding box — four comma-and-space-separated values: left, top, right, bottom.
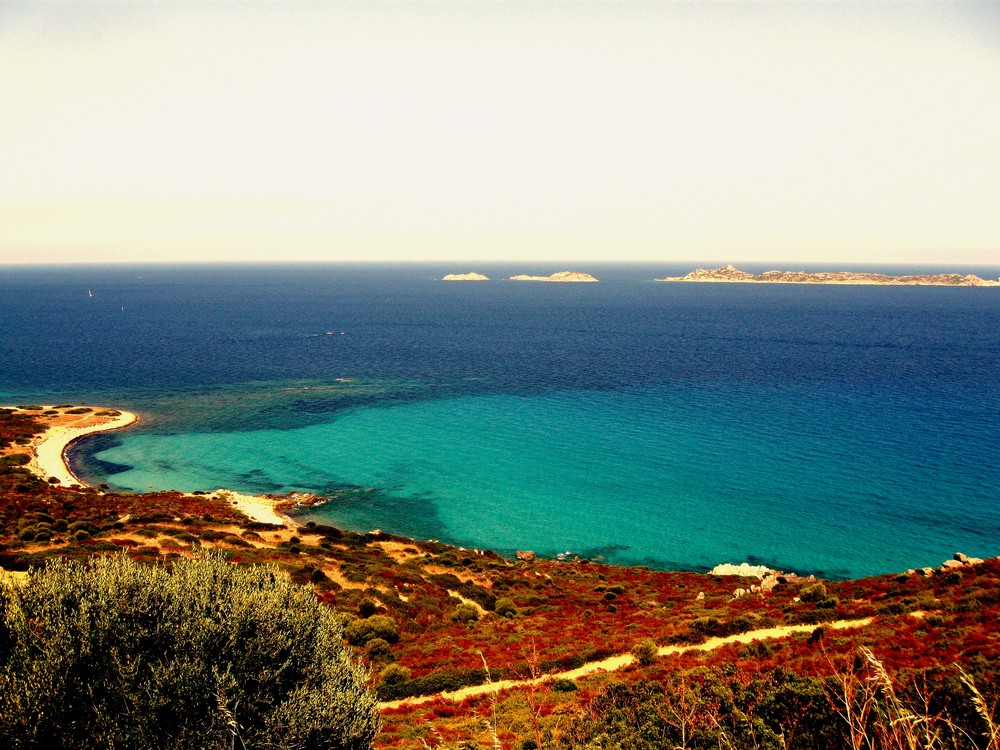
1, 1, 999, 266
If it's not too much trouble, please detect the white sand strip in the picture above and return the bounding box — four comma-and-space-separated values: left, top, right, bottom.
29, 409, 138, 486
214, 489, 289, 527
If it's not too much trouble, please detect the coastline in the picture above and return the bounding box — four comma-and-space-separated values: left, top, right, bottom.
27, 407, 139, 487
7, 405, 294, 528
213, 489, 296, 528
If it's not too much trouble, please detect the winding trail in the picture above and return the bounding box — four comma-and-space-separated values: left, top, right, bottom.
379, 616, 874, 709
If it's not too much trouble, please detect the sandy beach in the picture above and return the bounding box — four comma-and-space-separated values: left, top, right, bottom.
213, 489, 291, 527
5, 405, 295, 528
24, 407, 139, 487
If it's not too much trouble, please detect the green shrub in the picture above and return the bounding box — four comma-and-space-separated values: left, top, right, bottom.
0, 552, 379, 750
309, 567, 328, 584
378, 663, 411, 686
375, 667, 487, 701
552, 678, 578, 692
0, 454, 30, 469
364, 637, 394, 663
631, 637, 658, 666
799, 582, 827, 602
494, 596, 517, 618
344, 614, 399, 646
452, 602, 480, 623
788, 607, 834, 625
739, 640, 774, 658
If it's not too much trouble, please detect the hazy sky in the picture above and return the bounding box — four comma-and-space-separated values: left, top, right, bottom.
2, 1, 999, 265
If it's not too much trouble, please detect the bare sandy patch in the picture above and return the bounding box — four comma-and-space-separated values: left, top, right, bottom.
213, 490, 291, 527
375, 540, 427, 563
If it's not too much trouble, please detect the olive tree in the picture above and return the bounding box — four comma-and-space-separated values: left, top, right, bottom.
0, 552, 379, 750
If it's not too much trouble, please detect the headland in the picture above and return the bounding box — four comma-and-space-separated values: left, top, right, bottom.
658, 264, 1000, 286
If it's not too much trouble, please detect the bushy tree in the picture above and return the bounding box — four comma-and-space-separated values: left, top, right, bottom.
631, 638, 658, 666
0, 552, 379, 750
494, 596, 517, 618
451, 603, 479, 623
344, 614, 399, 646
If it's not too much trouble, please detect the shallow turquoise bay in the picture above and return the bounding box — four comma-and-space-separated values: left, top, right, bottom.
91, 382, 1000, 578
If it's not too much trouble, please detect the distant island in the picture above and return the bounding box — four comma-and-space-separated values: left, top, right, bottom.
442, 272, 490, 281
658, 265, 1000, 286
509, 271, 599, 282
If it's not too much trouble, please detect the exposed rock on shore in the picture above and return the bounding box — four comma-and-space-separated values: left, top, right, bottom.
509, 271, 599, 282
442, 272, 490, 281
710, 562, 775, 579
658, 265, 1000, 286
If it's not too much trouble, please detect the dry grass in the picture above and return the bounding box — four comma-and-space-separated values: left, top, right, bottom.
834, 647, 999, 750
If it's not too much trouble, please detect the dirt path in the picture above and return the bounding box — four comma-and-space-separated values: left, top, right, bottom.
378, 616, 874, 709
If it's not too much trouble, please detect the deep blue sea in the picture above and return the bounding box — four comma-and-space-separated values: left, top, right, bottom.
2, 262, 998, 578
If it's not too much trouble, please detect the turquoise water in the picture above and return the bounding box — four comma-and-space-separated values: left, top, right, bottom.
3, 263, 999, 578
89, 382, 999, 578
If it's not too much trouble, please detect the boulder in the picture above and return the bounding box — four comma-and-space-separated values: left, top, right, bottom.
515, 550, 536, 562
709, 562, 775, 579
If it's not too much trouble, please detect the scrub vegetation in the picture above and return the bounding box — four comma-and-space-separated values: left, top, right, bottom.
1, 409, 998, 749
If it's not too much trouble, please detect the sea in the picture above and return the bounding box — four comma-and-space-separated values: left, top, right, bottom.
2, 262, 998, 579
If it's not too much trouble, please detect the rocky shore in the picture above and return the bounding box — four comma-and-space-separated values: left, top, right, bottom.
442, 272, 490, 281
659, 265, 1000, 286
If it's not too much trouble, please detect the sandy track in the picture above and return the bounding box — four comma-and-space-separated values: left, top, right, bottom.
378, 617, 874, 709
